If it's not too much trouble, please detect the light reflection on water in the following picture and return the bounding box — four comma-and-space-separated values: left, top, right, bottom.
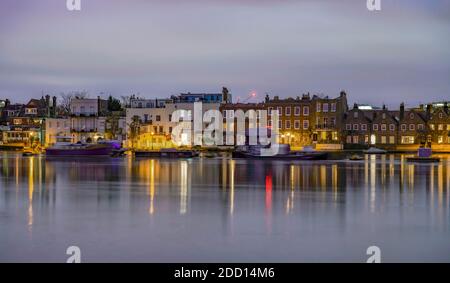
0, 152, 449, 262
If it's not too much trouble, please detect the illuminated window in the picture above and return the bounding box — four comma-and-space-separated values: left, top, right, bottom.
353, 136, 359, 144
381, 136, 386, 144
438, 136, 443, 144
429, 124, 435, 130
389, 136, 395, 144
438, 124, 443, 130
401, 136, 415, 144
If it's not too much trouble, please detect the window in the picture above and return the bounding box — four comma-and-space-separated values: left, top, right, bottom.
268, 107, 273, 116
389, 136, 395, 144
409, 124, 415, 131
48, 122, 53, 128
156, 115, 161, 122
438, 124, 443, 130
381, 124, 386, 131
439, 113, 443, 119
438, 136, 443, 144
285, 107, 291, 116
331, 117, 336, 126
316, 102, 321, 112
294, 107, 301, 116
410, 113, 414, 119
389, 124, 395, 131
346, 124, 351, 130
401, 124, 406, 131
353, 136, 359, 144
278, 120, 282, 129
144, 114, 149, 122
323, 103, 329, 112
268, 120, 272, 127
353, 124, 359, 131
364, 135, 369, 144
331, 103, 336, 112
277, 107, 283, 115
430, 124, 435, 130
294, 120, 300, 129
303, 106, 309, 116
418, 124, 424, 130
361, 124, 367, 131
381, 136, 386, 144
285, 120, 291, 129
353, 112, 358, 118
346, 136, 352, 144
447, 124, 450, 131
401, 136, 415, 144
373, 124, 378, 131
303, 120, 309, 130
382, 113, 386, 119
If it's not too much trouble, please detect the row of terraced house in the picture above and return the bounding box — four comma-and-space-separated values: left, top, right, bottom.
1, 89, 450, 151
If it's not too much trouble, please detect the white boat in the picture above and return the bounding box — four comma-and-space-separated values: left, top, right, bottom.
363, 147, 387, 154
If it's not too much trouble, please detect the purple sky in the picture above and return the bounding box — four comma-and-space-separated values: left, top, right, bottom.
0, 0, 449, 107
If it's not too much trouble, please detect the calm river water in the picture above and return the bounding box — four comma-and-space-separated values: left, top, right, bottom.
0, 152, 449, 262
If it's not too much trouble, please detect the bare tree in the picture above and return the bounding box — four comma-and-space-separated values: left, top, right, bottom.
59, 91, 89, 114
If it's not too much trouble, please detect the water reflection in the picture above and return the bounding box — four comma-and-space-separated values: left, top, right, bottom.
0, 152, 449, 262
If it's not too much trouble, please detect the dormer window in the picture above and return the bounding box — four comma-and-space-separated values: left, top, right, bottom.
409, 113, 414, 119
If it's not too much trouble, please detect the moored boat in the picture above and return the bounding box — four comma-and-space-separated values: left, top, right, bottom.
134, 148, 199, 158
45, 136, 116, 156
232, 144, 328, 160
406, 147, 440, 163
363, 147, 387, 154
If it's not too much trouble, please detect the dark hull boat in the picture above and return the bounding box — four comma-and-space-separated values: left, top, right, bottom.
232, 144, 328, 160
45, 137, 120, 157
46, 144, 113, 156
232, 151, 327, 160
134, 149, 199, 158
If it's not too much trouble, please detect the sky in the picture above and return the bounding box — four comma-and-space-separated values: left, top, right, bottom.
0, 0, 449, 108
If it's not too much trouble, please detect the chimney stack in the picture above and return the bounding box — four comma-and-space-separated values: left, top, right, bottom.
444, 102, 449, 114
426, 104, 432, 119
52, 96, 57, 117
400, 103, 405, 120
